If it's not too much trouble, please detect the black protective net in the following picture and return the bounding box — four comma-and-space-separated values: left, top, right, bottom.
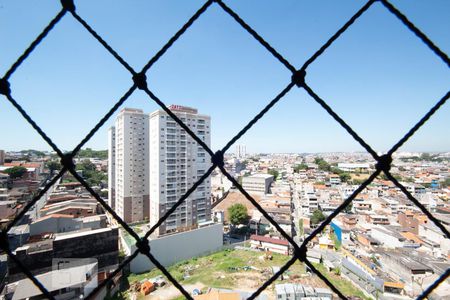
0, 0, 448, 299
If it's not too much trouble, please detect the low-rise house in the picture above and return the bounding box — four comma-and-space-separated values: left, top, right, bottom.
249, 234, 289, 255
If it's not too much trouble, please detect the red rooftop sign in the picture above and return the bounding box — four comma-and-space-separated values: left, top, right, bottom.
168, 105, 198, 114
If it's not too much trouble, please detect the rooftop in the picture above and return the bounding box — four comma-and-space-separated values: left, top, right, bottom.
9, 262, 97, 299
247, 174, 274, 179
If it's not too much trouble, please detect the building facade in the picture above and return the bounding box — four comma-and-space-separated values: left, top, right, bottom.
107, 126, 116, 210
114, 108, 150, 223
0, 150, 5, 165
149, 105, 211, 236
242, 174, 274, 194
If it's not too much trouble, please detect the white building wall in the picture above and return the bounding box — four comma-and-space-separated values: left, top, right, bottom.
149, 106, 211, 236
125, 223, 223, 273
114, 108, 149, 223
242, 175, 273, 194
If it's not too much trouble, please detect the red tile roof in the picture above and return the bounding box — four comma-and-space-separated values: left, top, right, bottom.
250, 234, 289, 246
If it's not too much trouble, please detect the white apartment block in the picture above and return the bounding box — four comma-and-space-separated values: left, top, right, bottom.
242, 174, 274, 194
149, 105, 211, 236
113, 108, 150, 223
107, 127, 116, 210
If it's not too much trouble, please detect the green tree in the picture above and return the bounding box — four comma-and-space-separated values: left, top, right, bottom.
298, 219, 304, 236
268, 169, 279, 180
310, 209, 326, 225
420, 153, 431, 161
77, 160, 96, 172
227, 203, 248, 225
314, 157, 331, 171
21, 149, 46, 157
334, 266, 341, 275
76, 160, 106, 186
405, 177, 415, 183
3, 166, 27, 179
294, 163, 308, 172
344, 201, 353, 214
379, 173, 402, 181
442, 178, 450, 188
351, 178, 365, 185
339, 173, 351, 183
45, 160, 61, 175
77, 148, 108, 159
330, 167, 343, 175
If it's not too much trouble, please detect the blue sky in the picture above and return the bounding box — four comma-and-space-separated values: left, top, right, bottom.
1, 0, 449, 154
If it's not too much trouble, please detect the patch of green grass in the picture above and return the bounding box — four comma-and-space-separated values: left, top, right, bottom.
312, 263, 371, 300
127, 248, 301, 290
125, 249, 371, 300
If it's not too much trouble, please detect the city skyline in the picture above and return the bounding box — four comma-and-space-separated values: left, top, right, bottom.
1, 1, 449, 153
1, 1, 449, 299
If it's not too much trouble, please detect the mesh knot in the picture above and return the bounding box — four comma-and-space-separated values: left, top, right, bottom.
0, 231, 9, 251
61, 0, 76, 12
133, 72, 147, 90
136, 238, 150, 255
295, 245, 307, 262
60, 153, 75, 170
0, 78, 11, 96
291, 69, 306, 87
376, 154, 392, 172
211, 151, 224, 168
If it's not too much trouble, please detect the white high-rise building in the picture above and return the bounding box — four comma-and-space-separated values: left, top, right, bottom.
236, 144, 246, 159
107, 127, 116, 210
149, 105, 211, 236
113, 108, 150, 223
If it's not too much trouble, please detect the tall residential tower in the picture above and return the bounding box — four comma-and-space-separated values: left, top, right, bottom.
113, 108, 150, 223
235, 144, 246, 159
149, 105, 211, 236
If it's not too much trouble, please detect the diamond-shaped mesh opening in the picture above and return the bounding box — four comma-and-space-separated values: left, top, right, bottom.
0, 2, 61, 75
3, 16, 131, 150
305, 1, 450, 152
73, 1, 208, 70
0, 0, 448, 299
220, 1, 371, 68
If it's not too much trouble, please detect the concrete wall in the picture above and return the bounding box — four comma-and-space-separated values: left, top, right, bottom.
125, 223, 223, 273
9, 228, 119, 281
30, 217, 80, 236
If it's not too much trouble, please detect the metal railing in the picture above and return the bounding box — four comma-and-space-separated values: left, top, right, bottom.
0, 0, 448, 299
